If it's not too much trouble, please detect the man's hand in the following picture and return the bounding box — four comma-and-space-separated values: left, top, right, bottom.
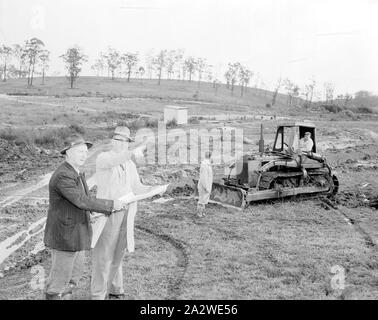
113, 200, 127, 212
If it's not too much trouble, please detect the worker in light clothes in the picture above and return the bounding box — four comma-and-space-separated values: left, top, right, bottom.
299, 132, 314, 152
91, 126, 151, 300
197, 151, 213, 217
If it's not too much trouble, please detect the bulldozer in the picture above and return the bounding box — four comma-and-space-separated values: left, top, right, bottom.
207, 122, 339, 209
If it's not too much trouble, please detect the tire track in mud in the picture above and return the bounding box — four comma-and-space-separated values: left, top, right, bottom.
320, 198, 376, 249
136, 225, 189, 300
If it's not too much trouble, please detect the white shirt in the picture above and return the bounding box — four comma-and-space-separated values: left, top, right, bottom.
198, 158, 213, 193
95, 150, 149, 200
299, 137, 314, 152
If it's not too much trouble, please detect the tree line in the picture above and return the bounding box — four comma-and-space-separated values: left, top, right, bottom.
0, 38, 372, 104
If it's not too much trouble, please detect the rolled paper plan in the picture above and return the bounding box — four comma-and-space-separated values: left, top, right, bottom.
91, 184, 169, 249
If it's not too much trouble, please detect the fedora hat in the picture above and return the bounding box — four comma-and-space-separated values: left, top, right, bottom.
112, 126, 135, 142
60, 135, 93, 155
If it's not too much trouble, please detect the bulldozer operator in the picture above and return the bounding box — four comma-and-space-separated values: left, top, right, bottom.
299, 132, 314, 153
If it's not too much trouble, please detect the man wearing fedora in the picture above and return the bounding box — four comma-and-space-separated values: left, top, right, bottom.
91, 126, 151, 300
44, 134, 126, 300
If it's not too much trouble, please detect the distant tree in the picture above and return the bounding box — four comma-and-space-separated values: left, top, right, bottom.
224, 70, 231, 89
152, 50, 167, 85
238, 66, 253, 97
354, 90, 370, 99
213, 79, 221, 96
174, 49, 185, 80
12, 44, 27, 78
6, 64, 18, 79
0, 45, 13, 82
271, 77, 282, 107
104, 48, 122, 80
60, 47, 87, 89
225, 62, 240, 95
195, 57, 206, 87
121, 52, 139, 82
184, 56, 196, 82
343, 93, 353, 108
145, 50, 155, 80
205, 65, 214, 84
23, 37, 45, 86
138, 66, 145, 79
165, 50, 177, 80
39, 50, 50, 85
304, 78, 316, 107
292, 85, 300, 106
283, 78, 296, 106
354, 90, 378, 111
324, 82, 335, 104
91, 56, 106, 77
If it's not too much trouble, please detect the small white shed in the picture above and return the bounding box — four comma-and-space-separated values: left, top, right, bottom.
164, 105, 188, 125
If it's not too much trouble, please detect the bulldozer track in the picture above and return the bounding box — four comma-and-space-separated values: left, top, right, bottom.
320, 198, 376, 249
136, 225, 189, 300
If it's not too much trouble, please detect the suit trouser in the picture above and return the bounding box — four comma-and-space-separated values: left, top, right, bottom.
45, 249, 85, 297
91, 208, 129, 300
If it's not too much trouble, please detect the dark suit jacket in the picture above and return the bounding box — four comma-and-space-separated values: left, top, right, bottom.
44, 161, 114, 252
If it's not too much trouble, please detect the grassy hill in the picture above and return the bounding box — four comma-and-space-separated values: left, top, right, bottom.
0, 76, 290, 110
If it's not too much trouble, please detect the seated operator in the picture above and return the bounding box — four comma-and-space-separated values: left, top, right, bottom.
298, 132, 314, 152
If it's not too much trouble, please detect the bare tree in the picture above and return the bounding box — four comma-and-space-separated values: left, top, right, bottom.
91, 56, 106, 77
174, 49, 184, 80
60, 47, 87, 89
145, 50, 155, 80
0, 45, 13, 82
224, 70, 231, 89
23, 38, 45, 86
152, 50, 167, 85
184, 56, 196, 82
104, 48, 122, 80
283, 78, 296, 106
303, 78, 316, 107
165, 50, 177, 80
271, 77, 282, 107
324, 82, 335, 104
238, 66, 253, 97
225, 62, 240, 95
39, 50, 50, 85
12, 44, 27, 78
195, 57, 206, 87
121, 52, 139, 82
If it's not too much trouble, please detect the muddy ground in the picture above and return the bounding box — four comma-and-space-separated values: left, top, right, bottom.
1, 93, 378, 300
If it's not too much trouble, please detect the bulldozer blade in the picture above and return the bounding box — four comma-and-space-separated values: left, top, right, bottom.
210, 182, 247, 209
193, 180, 247, 209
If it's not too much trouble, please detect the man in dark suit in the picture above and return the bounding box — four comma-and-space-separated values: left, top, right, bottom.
44, 135, 125, 300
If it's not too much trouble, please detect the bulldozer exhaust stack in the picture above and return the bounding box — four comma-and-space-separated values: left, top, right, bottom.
259, 123, 264, 153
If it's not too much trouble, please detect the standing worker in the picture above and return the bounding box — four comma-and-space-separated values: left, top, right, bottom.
91, 126, 151, 300
44, 135, 125, 300
197, 151, 213, 217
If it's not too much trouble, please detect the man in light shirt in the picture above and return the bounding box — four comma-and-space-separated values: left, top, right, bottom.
91, 126, 151, 300
197, 151, 213, 217
299, 132, 314, 153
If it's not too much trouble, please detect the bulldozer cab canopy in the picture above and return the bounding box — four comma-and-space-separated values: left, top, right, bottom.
273, 122, 316, 153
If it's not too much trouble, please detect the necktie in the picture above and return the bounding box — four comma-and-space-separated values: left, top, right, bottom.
79, 173, 88, 195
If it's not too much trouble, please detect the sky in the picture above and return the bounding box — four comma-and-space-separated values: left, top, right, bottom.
0, 0, 377, 96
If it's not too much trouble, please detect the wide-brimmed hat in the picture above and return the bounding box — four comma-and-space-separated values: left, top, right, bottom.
112, 126, 135, 142
60, 135, 93, 155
